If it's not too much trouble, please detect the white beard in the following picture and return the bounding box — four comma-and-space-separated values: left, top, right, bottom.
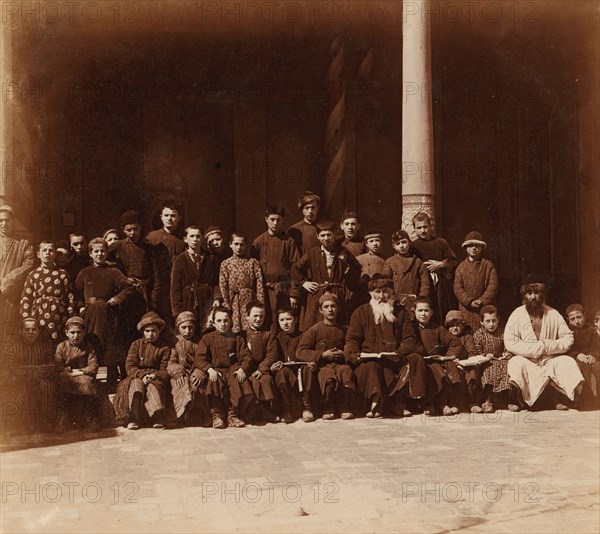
370, 299, 396, 325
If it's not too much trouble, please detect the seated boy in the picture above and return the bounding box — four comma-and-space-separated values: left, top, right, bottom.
413, 298, 464, 415
473, 305, 520, 412
566, 304, 600, 409
243, 301, 279, 423
297, 293, 357, 420
55, 316, 102, 432
271, 306, 318, 423
194, 306, 254, 428
168, 311, 208, 426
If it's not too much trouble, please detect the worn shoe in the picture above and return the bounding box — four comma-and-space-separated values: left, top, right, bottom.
482, 401, 495, 413
507, 403, 521, 412
555, 403, 569, 411
341, 412, 354, 420
127, 422, 139, 430
470, 405, 483, 414
302, 410, 315, 423
442, 405, 453, 416
212, 413, 225, 429
281, 411, 294, 424
423, 405, 435, 416
449, 405, 460, 415
322, 412, 335, 420
227, 412, 246, 428
152, 423, 165, 429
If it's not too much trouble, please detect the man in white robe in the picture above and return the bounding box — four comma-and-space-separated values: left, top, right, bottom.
505, 275, 583, 409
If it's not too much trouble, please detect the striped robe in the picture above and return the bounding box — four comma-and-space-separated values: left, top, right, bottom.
168, 335, 207, 418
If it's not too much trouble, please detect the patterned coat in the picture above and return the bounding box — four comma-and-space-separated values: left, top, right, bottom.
20, 266, 75, 343
383, 254, 430, 300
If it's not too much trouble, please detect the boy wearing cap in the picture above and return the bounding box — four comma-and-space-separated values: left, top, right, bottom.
291, 220, 360, 331
566, 304, 600, 408
352, 230, 386, 309
287, 191, 321, 256
297, 293, 357, 420
337, 212, 365, 257
194, 306, 255, 428
250, 205, 299, 329
411, 212, 459, 324
55, 316, 103, 432
168, 311, 208, 426
453, 231, 499, 332
383, 230, 430, 312
171, 225, 221, 331
114, 312, 171, 430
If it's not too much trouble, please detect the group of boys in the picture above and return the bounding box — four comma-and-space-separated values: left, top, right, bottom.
1, 193, 598, 433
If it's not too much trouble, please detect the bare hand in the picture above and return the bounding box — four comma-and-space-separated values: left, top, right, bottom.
289, 297, 298, 309
234, 368, 246, 383
322, 348, 344, 361
303, 281, 319, 294
175, 375, 187, 387
107, 297, 119, 306
271, 361, 284, 372
424, 260, 444, 272
71, 369, 84, 377
190, 373, 202, 388
208, 368, 220, 382
251, 370, 262, 379
142, 374, 153, 385
307, 361, 317, 371
577, 353, 596, 365
471, 299, 483, 308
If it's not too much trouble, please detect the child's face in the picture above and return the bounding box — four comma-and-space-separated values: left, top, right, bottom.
317, 230, 334, 250
595, 317, 600, 335
89, 244, 107, 265
38, 244, 56, 266
184, 228, 203, 252
265, 214, 283, 234
123, 223, 141, 243
21, 320, 40, 344
207, 233, 224, 253
393, 238, 410, 255
278, 312, 296, 333
230, 236, 246, 257
104, 232, 119, 246
448, 323, 464, 337
413, 220, 431, 240
143, 325, 160, 343
466, 244, 483, 260
481, 313, 499, 334
247, 306, 265, 330
55, 248, 69, 267
414, 303, 433, 325
320, 300, 338, 322
160, 208, 180, 232
0, 212, 12, 235
340, 218, 359, 239
214, 311, 231, 334
178, 320, 195, 340
70, 236, 86, 255
366, 236, 382, 254
302, 202, 319, 223
66, 326, 85, 345
567, 310, 586, 330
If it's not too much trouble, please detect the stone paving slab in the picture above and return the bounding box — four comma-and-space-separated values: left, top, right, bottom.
1, 410, 598, 533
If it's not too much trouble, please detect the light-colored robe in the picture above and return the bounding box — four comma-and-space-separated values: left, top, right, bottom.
504, 304, 582, 406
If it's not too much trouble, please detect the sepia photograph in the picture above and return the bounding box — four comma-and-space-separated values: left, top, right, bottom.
1, 0, 599, 532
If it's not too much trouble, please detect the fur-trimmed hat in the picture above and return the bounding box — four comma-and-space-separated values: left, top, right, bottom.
176, 311, 196, 328
368, 273, 393, 291
444, 310, 466, 326
297, 191, 321, 210
0, 204, 14, 216
203, 226, 222, 240
137, 311, 165, 332
364, 229, 383, 241
520, 273, 546, 294
566, 303, 585, 316
65, 316, 86, 329
462, 231, 486, 249
318, 292, 339, 306
120, 210, 140, 227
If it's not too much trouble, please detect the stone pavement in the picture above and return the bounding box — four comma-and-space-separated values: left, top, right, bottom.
1, 410, 598, 533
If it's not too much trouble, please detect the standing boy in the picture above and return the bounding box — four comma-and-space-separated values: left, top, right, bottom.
410, 212, 459, 324
453, 231, 498, 332
250, 205, 299, 328
337, 212, 365, 257
291, 220, 360, 331
287, 191, 321, 256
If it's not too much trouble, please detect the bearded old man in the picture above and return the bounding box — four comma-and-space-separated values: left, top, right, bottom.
344, 274, 427, 418
0, 205, 35, 347
505, 274, 583, 410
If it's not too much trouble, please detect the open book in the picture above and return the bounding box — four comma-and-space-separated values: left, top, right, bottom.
283, 361, 308, 367
456, 355, 492, 367
424, 355, 457, 362
359, 352, 398, 360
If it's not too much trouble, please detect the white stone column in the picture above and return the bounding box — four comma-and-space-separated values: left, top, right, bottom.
401, 0, 435, 236
0, 18, 13, 201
